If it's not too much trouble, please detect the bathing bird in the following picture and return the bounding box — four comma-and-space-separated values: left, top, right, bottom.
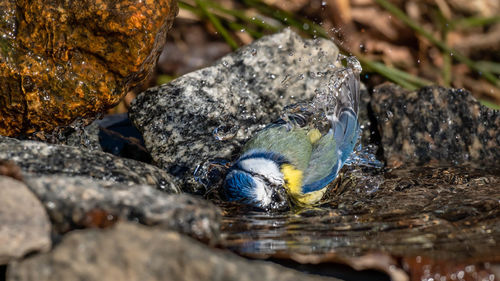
224, 67, 360, 210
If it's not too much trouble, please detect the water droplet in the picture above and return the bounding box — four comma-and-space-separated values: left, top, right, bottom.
213, 125, 239, 141
303, 23, 309, 30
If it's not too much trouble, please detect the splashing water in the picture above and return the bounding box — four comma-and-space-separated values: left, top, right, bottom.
196, 55, 382, 198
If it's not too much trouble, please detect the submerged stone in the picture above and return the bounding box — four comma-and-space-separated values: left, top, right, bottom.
0, 0, 177, 137
7, 222, 341, 281
130, 29, 345, 193
371, 84, 500, 166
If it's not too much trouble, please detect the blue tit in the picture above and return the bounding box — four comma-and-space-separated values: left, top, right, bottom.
224, 69, 360, 210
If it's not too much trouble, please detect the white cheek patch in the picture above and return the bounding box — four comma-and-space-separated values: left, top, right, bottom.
238, 158, 284, 186
253, 177, 271, 207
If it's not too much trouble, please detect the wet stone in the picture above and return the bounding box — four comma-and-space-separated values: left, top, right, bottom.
63, 121, 102, 151
0, 136, 179, 193
0, 176, 51, 265
0, 0, 177, 137
7, 222, 341, 281
130, 29, 345, 193
371, 84, 500, 166
25, 175, 220, 243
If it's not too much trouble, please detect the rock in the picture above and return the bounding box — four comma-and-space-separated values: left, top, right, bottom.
25, 175, 220, 243
0, 136, 179, 193
371, 84, 500, 166
0, 176, 51, 265
63, 121, 102, 151
7, 222, 340, 281
130, 29, 345, 193
0, 0, 177, 137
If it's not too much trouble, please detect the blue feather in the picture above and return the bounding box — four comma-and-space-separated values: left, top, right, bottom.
224, 170, 256, 203
335, 108, 359, 164
301, 165, 341, 193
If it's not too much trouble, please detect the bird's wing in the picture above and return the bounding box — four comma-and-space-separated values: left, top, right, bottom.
242, 125, 313, 172
301, 68, 360, 193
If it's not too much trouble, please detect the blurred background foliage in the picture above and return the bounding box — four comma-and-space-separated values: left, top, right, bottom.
111, 0, 500, 113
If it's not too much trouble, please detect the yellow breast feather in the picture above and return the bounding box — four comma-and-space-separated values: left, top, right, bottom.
281, 163, 326, 206
281, 164, 303, 197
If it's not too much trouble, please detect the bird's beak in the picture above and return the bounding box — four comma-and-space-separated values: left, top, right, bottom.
268, 185, 290, 211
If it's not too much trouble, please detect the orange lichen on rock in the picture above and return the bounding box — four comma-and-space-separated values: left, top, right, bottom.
0, 0, 178, 137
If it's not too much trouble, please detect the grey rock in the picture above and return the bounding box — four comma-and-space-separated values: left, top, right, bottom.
7, 222, 340, 281
0, 176, 51, 265
371, 84, 500, 166
130, 29, 344, 193
25, 175, 220, 243
63, 121, 102, 151
0, 136, 179, 193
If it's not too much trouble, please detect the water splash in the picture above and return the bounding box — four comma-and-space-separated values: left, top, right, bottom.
197, 55, 380, 193
278, 55, 363, 135
347, 143, 384, 169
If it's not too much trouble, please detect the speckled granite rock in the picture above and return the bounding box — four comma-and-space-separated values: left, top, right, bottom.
63, 121, 102, 151
7, 222, 340, 281
0, 136, 179, 193
0, 176, 51, 265
372, 84, 500, 166
130, 29, 344, 193
25, 176, 220, 243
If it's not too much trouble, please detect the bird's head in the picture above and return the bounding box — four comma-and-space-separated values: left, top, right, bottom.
224, 151, 290, 211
